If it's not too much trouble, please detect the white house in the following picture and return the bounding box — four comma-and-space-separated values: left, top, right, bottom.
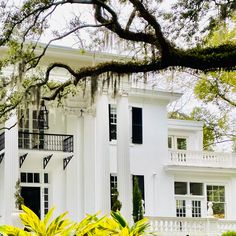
1, 45, 236, 235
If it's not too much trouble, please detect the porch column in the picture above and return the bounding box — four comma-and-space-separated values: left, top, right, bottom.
83, 111, 96, 214
3, 115, 19, 224
117, 94, 132, 221
65, 113, 84, 221
95, 93, 110, 214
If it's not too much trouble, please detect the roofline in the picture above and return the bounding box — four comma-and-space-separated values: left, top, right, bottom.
130, 88, 182, 102
39, 43, 130, 62
168, 118, 203, 130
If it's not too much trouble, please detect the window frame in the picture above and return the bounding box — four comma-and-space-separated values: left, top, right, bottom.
206, 184, 226, 218
168, 135, 188, 150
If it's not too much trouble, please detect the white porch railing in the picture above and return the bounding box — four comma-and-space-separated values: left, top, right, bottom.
168, 150, 234, 168
148, 216, 236, 236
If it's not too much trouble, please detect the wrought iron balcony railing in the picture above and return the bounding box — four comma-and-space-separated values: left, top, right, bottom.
18, 132, 73, 152
0, 132, 4, 151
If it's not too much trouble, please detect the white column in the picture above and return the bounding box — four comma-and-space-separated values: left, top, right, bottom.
95, 94, 110, 214
117, 95, 132, 220
83, 112, 96, 214
76, 116, 85, 220
65, 114, 84, 221
3, 115, 19, 224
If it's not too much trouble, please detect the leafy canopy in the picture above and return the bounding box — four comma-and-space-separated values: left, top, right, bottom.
0, 0, 235, 120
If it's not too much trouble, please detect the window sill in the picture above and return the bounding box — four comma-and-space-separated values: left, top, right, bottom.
109, 140, 135, 147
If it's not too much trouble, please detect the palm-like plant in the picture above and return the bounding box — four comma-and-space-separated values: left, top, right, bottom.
0, 206, 154, 236
102, 211, 154, 236
0, 205, 74, 236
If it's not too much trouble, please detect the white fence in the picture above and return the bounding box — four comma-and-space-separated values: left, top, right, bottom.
148, 216, 236, 236
168, 150, 234, 168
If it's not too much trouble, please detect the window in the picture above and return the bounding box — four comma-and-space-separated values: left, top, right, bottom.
207, 185, 225, 218
18, 109, 44, 149
168, 136, 173, 149
18, 109, 30, 149
192, 200, 201, 217
132, 107, 143, 144
190, 183, 203, 196
175, 182, 187, 195
32, 110, 44, 149
110, 174, 118, 210
109, 105, 117, 141
21, 172, 40, 183
177, 138, 187, 150
168, 136, 187, 150
132, 175, 145, 201
44, 188, 49, 215
44, 173, 49, 183
176, 200, 186, 217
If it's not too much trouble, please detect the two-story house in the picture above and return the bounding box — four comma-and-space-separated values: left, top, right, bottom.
1, 45, 236, 235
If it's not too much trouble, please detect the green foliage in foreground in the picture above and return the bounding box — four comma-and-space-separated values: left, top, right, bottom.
222, 232, 236, 236
0, 205, 154, 236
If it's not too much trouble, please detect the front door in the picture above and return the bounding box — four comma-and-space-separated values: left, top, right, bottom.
21, 187, 41, 218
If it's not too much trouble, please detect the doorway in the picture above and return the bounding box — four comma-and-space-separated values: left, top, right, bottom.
21, 187, 41, 218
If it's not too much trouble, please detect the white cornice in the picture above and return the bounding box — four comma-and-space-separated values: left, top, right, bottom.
168, 119, 203, 131
164, 165, 236, 176
129, 88, 182, 102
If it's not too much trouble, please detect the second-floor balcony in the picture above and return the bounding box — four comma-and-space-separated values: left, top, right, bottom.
18, 132, 73, 152
168, 149, 236, 169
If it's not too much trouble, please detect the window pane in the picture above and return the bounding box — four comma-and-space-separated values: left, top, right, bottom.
28, 173, 33, 183
192, 200, 201, 217
44, 173, 48, 183
190, 183, 203, 195
168, 137, 172, 149
34, 173, 40, 183
177, 138, 187, 150
176, 200, 186, 217
212, 203, 225, 218
207, 185, 225, 218
175, 182, 187, 195
109, 105, 117, 141
21, 173, 26, 183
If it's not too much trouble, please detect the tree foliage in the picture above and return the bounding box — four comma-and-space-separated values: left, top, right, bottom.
194, 14, 236, 108
0, 0, 235, 119
133, 176, 143, 223
0, 205, 152, 235
168, 16, 236, 150
169, 107, 229, 151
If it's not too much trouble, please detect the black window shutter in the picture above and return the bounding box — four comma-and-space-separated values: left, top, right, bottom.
132, 107, 143, 144
108, 104, 112, 141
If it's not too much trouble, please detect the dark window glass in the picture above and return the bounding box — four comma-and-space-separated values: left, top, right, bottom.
132, 175, 145, 200
109, 105, 117, 141
34, 173, 40, 183
168, 137, 172, 148
132, 107, 143, 144
44, 173, 48, 183
190, 183, 203, 195
176, 200, 186, 217
177, 138, 187, 150
44, 195, 48, 201
28, 173, 33, 183
175, 182, 187, 195
44, 188, 48, 194
21, 173, 26, 183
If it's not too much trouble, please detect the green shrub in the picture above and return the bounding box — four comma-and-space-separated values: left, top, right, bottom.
0, 205, 154, 235
222, 232, 236, 236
